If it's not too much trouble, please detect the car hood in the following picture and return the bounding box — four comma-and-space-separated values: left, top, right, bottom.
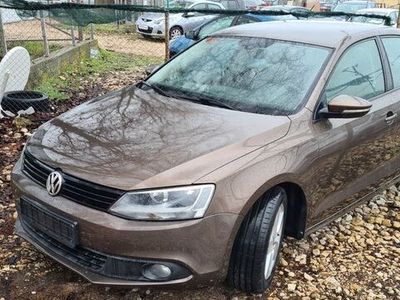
26, 86, 291, 190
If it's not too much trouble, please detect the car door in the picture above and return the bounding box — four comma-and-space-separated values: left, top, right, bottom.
185, 3, 216, 30
309, 38, 400, 225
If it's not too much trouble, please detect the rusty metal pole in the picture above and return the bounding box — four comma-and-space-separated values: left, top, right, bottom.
164, 0, 170, 61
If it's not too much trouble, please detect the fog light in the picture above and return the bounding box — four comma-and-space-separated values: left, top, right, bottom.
142, 264, 172, 280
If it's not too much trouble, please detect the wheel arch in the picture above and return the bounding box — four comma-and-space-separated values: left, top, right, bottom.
169, 25, 183, 34
238, 180, 308, 240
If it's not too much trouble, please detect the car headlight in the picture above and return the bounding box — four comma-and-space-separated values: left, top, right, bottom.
109, 184, 215, 220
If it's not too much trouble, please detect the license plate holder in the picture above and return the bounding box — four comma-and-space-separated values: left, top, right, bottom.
138, 25, 149, 30
20, 197, 79, 248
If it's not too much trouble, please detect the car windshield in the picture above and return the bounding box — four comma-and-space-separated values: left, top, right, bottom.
333, 2, 368, 13
148, 36, 331, 115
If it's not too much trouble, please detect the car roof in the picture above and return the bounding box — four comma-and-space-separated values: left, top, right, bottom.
341, 1, 373, 3
213, 20, 399, 47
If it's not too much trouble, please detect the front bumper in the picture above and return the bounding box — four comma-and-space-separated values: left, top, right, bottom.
135, 19, 164, 37
12, 158, 241, 286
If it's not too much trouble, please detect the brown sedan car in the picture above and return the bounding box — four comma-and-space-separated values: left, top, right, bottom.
12, 21, 400, 293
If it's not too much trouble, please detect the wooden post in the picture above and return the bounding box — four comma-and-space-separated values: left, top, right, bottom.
40, 11, 50, 57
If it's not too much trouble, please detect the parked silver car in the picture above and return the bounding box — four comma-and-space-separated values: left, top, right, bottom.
350, 8, 398, 27
136, 1, 224, 39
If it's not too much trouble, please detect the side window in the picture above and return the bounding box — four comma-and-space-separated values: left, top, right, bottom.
198, 16, 235, 39
192, 3, 207, 15
235, 16, 258, 25
207, 3, 222, 10
382, 37, 400, 89
324, 39, 385, 102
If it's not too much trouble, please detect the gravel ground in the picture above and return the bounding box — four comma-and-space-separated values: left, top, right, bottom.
1, 70, 400, 300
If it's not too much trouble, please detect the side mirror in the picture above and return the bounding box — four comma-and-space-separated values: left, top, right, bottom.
318, 95, 372, 119
183, 12, 195, 18
145, 64, 161, 75
185, 29, 198, 40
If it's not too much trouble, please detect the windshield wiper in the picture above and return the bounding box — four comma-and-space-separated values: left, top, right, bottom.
172, 92, 235, 110
137, 80, 171, 98
138, 81, 235, 110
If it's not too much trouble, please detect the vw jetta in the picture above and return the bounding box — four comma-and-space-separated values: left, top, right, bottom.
12, 21, 400, 293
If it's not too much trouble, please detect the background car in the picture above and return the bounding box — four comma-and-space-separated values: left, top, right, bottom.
350, 8, 398, 27
136, 0, 224, 39
244, 0, 266, 9
261, 5, 311, 16
333, 0, 377, 13
319, 0, 341, 12
209, 0, 246, 9
169, 13, 297, 56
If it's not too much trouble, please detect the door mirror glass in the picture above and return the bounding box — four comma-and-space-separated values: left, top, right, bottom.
319, 95, 372, 118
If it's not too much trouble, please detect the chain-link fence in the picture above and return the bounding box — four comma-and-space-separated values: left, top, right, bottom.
0, 1, 395, 118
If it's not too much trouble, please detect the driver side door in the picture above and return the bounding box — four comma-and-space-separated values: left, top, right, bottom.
309, 38, 400, 225
185, 3, 216, 30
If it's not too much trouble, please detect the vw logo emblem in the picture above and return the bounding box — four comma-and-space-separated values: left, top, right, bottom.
46, 171, 63, 196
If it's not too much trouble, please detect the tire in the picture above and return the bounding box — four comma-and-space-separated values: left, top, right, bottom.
169, 26, 183, 39
1, 91, 49, 114
228, 186, 287, 293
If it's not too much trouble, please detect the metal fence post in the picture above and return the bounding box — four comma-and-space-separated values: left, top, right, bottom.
0, 9, 7, 56
40, 10, 50, 57
397, 3, 400, 28
68, 0, 76, 46
89, 0, 94, 40
164, 0, 170, 61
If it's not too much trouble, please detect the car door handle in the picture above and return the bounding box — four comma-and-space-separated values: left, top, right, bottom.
385, 112, 397, 125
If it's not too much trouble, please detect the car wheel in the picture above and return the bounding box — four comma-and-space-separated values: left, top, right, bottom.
169, 26, 183, 39
228, 186, 287, 293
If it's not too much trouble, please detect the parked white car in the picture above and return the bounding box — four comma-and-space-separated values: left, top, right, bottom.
350, 8, 398, 27
136, 1, 225, 39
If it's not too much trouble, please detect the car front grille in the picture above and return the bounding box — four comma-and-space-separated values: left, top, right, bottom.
137, 26, 153, 33
22, 151, 124, 211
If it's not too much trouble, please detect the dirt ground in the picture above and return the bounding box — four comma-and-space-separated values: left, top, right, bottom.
1, 69, 400, 300
3, 19, 165, 58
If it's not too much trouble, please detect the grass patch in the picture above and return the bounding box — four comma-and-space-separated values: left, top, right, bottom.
35, 49, 163, 100
7, 41, 63, 59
